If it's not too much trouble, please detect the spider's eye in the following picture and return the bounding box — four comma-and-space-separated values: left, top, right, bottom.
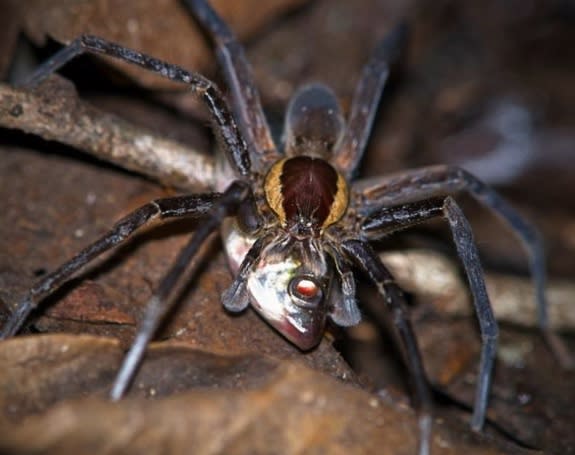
289, 275, 324, 308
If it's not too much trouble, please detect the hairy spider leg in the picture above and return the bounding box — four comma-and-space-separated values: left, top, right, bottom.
184, 0, 280, 169
341, 240, 433, 455
111, 181, 250, 399
19, 34, 252, 178
355, 164, 573, 368
334, 23, 407, 179
361, 197, 498, 431
0, 194, 219, 339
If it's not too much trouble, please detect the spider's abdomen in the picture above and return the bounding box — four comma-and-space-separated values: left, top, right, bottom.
264, 156, 348, 231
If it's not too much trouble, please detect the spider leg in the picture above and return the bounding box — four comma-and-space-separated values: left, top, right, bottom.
334, 23, 407, 178
341, 239, 432, 455
0, 193, 220, 339
354, 164, 572, 368
110, 181, 249, 399
362, 196, 498, 431
20, 35, 251, 177
183, 0, 279, 168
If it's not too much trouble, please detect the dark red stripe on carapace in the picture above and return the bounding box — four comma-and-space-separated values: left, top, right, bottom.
279, 156, 339, 228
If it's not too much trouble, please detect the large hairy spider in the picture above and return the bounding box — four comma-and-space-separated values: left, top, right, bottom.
0, 0, 562, 453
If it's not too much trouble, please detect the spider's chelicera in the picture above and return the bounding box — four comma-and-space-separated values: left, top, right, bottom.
0, 0, 564, 453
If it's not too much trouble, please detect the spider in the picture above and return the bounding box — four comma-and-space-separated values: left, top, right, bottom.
0, 0, 564, 453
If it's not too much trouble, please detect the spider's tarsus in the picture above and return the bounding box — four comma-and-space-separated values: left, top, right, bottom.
417, 412, 432, 455
110, 331, 150, 401
375, 21, 408, 64
0, 298, 33, 339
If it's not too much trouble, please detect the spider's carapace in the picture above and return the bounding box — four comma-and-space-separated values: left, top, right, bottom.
265, 156, 349, 234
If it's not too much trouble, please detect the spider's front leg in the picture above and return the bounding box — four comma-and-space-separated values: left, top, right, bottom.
183, 0, 279, 169
18, 34, 251, 178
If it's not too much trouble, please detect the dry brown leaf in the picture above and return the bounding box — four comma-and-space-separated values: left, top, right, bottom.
15, 0, 309, 88
0, 335, 519, 455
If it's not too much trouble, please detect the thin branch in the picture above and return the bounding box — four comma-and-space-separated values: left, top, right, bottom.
0, 76, 214, 190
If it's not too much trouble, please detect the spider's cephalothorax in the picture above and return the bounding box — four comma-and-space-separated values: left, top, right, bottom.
1, 0, 565, 453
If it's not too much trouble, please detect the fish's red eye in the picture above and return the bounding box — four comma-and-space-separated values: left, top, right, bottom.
295, 278, 319, 298
289, 276, 324, 308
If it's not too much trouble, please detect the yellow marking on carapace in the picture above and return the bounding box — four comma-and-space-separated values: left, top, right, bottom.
264, 158, 288, 224
321, 171, 349, 229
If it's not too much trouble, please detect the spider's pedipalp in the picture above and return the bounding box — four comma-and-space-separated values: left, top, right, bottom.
325, 244, 361, 327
